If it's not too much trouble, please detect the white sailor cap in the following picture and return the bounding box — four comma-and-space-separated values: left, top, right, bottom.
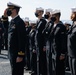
24, 17, 29, 22
52, 9, 61, 14
71, 7, 76, 13
45, 8, 53, 13
7, 2, 21, 8
30, 20, 36, 24
36, 7, 44, 11
63, 21, 70, 25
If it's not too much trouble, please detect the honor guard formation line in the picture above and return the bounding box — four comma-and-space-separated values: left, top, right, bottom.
0, 1, 76, 75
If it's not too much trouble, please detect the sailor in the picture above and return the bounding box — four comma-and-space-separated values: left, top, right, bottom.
63, 21, 71, 71
44, 8, 54, 75
50, 9, 67, 75
29, 20, 37, 75
1, 15, 9, 50
67, 7, 76, 75
24, 17, 31, 70
35, 7, 47, 75
3, 2, 26, 75
0, 17, 4, 54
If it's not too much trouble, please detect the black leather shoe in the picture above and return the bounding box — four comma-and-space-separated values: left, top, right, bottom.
66, 67, 70, 71
31, 72, 37, 75
25, 67, 30, 70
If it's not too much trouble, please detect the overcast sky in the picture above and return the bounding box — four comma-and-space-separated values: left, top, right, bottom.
0, 0, 76, 20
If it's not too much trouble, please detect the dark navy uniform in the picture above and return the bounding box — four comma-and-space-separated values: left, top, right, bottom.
8, 15, 26, 75
35, 18, 47, 75
0, 21, 4, 53
29, 29, 37, 75
2, 16, 9, 50
5, 2, 26, 75
64, 22, 71, 71
67, 7, 76, 75
25, 25, 31, 70
43, 8, 53, 75
43, 20, 54, 75
68, 23, 76, 75
24, 17, 31, 70
51, 21, 67, 75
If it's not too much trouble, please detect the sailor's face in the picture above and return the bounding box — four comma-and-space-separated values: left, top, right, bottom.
25, 21, 29, 26
35, 10, 43, 17
6, 8, 14, 16
31, 24, 36, 28
45, 12, 50, 15
52, 14, 56, 17
71, 12, 76, 21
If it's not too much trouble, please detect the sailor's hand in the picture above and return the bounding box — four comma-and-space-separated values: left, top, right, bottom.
33, 49, 36, 53
3, 8, 8, 17
16, 57, 23, 63
59, 54, 65, 60
43, 46, 46, 51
